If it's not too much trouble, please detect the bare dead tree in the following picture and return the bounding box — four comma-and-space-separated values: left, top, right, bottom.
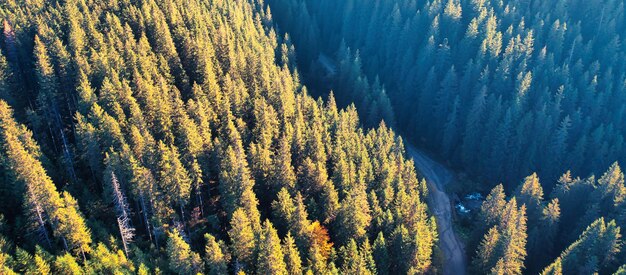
110, 172, 135, 256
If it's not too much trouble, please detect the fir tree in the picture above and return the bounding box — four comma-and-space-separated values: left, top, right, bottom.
166, 229, 202, 274
283, 233, 302, 275
229, 208, 257, 269
257, 220, 288, 275
204, 233, 229, 275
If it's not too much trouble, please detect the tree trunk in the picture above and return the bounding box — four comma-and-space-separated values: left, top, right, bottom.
139, 192, 153, 242
35, 204, 52, 248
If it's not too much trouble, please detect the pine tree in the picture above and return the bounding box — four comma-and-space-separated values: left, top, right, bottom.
614, 264, 626, 275
229, 208, 257, 269
339, 239, 375, 275
290, 192, 313, 252
474, 227, 501, 274
500, 203, 527, 275
204, 233, 229, 275
156, 140, 192, 223
257, 220, 288, 275
166, 229, 202, 274
138, 264, 150, 275
0, 48, 13, 105
540, 259, 562, 275
32, 253, 51, 275
372, 232, 390, 275
0, 100, 92, 258
53, 253, 82, 275
462, 87, 487, 166
516, 173, 544, 224
219, 122, 261, 228
480, 184, 507, 226
595, 162, 625, 215
56, 192, 93, 261
527, 198, 560, 273
434, 66, 458, 129
473, 196, 527, 274
283, 233, 302, 275
271, 135, 297, 192
549, 116, 571, 174
272, 188, 296, 234
307, 241, 331, 275
335, 185, 371, 243
0, 101, 52, 246
442, 96, 460, 157
389, 225, 412, 273
1, 260, 17, 275
471, 184, 506, 251
14, 247, 33, 273
88, 243, 134, 273
546, 218, 621, 274
33, 34, 76, 182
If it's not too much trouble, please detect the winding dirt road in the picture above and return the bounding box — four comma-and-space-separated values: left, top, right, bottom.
405, 143, 467, 275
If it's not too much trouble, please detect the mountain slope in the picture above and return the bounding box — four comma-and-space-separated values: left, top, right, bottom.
0, 0, 437, 273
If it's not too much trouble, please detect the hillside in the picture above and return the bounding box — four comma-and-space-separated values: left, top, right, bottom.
268, 0, 626, 273
0, 0, 436, 273
2, 0, 626, 274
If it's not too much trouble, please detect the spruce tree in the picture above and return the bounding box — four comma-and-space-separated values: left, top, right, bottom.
546, 218, 621, 274
166, 229, 202, 274
283, 233, 302, 275
204, 233, 229, 275
372, 232, 390, 275
257, 220, 288, 275
229, 208, 257, 269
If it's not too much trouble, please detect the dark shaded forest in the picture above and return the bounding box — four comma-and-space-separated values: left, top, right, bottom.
269, 0, 626, 188
268, 0, 626, 274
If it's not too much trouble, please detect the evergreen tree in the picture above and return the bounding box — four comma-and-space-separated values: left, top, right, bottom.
53, 253, 82, 275
335, 184, 371, 244
156, 140, 192, 223
229, 208, 257, 269
219, 126, 261, 229
473, 194, 527, 274
257, 220, 288, 275
0, 0, 445, 271
0, 100, 92, 258
540, 259, 562, 275
271, 187, 296, 234
0, 49, 13, 105
204, 233, 229, 275
372, 232, 390, 275
166, 229, 202, 274
614, 264, 626, 275
546, 218, 621, 274
516, 173, 544, 223
32, 253, 51, 275
283, 233, 303, 275
271, 135, 297, 192
56, 192, 92, 261
474, 227, 502, 274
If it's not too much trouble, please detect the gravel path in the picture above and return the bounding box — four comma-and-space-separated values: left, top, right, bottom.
405, 143, 467, 275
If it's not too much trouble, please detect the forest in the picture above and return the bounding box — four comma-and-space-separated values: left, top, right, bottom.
0, 0, 625, 274
0, 0, 435, 274
267, 0, 626, 272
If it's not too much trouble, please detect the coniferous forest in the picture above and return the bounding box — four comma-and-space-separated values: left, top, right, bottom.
0, 0, 625, 274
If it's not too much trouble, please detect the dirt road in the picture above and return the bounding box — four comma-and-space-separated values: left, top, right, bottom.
405, 143, 467, 275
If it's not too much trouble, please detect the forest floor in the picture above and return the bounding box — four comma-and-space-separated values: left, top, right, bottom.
405, 143, 467, 275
